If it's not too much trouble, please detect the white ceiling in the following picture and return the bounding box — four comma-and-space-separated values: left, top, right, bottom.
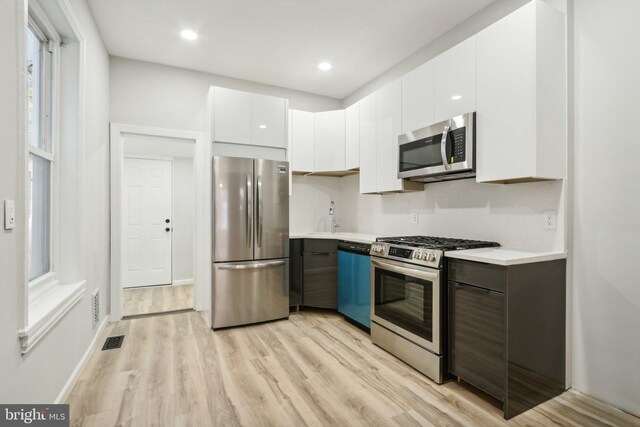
88, 0, 495, 99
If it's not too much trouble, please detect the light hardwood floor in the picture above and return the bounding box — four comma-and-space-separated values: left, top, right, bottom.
122, 284, 193, 317
67, 311, 639, 426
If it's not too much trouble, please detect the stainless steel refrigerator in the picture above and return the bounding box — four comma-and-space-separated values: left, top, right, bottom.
212, 156, 289, 329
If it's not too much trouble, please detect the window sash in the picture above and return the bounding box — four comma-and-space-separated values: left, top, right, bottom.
26, 17, 55, 284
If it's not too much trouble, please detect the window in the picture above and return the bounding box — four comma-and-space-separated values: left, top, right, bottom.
26, 20, 54, 282
19, 1, 88, 354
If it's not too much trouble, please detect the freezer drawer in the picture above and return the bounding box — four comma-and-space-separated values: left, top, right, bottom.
213, 259, 289, 329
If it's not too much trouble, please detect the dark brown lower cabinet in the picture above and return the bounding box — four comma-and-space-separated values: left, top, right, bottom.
302, 239, 338, 309
449, 283, 505, 400
289, 239, 303, 307
448, 258, 566, 420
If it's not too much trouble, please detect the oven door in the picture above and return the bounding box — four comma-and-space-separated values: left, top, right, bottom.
371, 257, 441, 355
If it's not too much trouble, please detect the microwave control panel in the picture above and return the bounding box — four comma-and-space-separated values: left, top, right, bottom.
449, 127, 466, 164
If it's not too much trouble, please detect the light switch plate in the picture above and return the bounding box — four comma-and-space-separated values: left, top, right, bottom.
4, 200, 15, 230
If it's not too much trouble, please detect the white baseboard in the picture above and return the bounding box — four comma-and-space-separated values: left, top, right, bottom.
55, 315, 110, 404
172, 279, 193, 286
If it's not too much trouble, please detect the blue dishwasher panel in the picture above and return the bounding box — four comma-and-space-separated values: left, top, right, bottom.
338, 250, 371, 328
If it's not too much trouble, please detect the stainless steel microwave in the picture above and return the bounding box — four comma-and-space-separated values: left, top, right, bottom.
398, 112, 475, 182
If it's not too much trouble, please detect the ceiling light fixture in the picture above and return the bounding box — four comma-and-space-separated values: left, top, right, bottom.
181, 30, 198, 41
451, 95, 462, 101
259, 124, 267, 129
318, 62, 332, 71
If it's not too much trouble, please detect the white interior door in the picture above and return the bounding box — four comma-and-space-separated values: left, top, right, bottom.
123, 158, 172, 288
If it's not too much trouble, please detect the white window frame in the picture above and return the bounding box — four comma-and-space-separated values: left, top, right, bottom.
26, 16, 57, 288
18, 0, 86, 354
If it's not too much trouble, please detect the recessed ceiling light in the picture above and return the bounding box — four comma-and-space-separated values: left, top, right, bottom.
181, 30, 198, 41
451, 95, 462, 101
258, 124, 267, 129
318, 62, 332, 71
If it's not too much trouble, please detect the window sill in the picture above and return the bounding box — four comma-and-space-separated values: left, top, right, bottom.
18, 279, 86, 354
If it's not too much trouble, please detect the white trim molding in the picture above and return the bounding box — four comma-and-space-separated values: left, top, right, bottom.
18, 280, 86, 354
55, 314, 109, 404
110, 123, 207, 321
172, 279, 193, 286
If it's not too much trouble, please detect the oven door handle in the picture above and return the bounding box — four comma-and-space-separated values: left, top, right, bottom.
440, 119, 452, 171
371, 258, 440, 282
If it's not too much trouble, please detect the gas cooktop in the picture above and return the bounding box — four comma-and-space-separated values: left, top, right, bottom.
371, 236, 500, 269
376, 236, 500, 251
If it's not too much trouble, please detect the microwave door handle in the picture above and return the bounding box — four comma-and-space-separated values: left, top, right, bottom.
440, 119, 452, 170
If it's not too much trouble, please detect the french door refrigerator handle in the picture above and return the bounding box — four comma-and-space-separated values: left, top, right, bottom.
217, 260, 285, 270
246, 174, 252, 248
256, 175, 263, 247
440, 119, 452, 170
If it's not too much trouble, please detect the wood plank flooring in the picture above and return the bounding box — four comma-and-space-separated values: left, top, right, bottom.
122, 284, 193, 317
67, 310, 639, 426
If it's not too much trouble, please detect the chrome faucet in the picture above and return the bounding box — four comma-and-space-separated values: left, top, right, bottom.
329, 201, 340, 233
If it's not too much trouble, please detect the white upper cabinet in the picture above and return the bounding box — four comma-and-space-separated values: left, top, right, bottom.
376, 80, 414, 193
476, 0, 566, 183
433, 36, 477, 123
214, 87, 252, 145
212, 87, 287, 148
291, 110, 315, 173
252, 93, 287, 148
345, 102, 360, 170
314, 110, 346, 172
402, 60, 435, 134
359, 94, 377, 194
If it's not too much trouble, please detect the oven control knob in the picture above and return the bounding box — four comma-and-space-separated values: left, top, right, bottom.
427, 253, 436, 262
413, 251, 420, 259
421, 252, 428, 261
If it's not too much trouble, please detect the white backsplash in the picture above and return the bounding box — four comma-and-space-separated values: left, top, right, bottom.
291, 174, 565, 252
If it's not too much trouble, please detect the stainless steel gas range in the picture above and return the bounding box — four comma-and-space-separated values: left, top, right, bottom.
369, 236, 499, 383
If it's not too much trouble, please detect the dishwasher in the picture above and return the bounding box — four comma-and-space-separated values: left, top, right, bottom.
337, 241, 372, 329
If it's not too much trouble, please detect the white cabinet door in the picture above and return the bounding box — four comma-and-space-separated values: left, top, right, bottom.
291, 110, 315, 172
376, 80, 403, 193
345, 102, 360, 170
314, 110, 346, 172
359, 94, 377, 194
252, 94, 287, 148
402, 60, 435, 133
476, 4, 534, 182
433, 36, 477, 123
214, 87, 252, 145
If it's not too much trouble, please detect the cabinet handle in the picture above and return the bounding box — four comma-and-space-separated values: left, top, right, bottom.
441, 119, 452, 171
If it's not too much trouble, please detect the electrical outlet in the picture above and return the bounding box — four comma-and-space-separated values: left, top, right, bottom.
543, 211, 557, 230
411, 211, 418, 225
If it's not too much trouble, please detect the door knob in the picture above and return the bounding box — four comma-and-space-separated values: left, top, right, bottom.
165, 227, 171, 232
165, 219, 170, 223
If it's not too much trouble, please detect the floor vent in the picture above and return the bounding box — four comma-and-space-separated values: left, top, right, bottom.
102, 335, 124, 351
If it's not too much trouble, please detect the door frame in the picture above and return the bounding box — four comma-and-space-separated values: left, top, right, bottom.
110, 123, 208, 321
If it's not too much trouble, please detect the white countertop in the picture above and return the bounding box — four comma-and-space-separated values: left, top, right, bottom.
290, 232, 380, 244
445, 247, 567, 266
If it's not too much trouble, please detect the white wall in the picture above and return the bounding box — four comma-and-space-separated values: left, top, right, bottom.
572, 0, 640, 416
291, 175, 565, 252
0, 0, 110, 403
172, 158, 194, 283
110, 56, 342, 132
